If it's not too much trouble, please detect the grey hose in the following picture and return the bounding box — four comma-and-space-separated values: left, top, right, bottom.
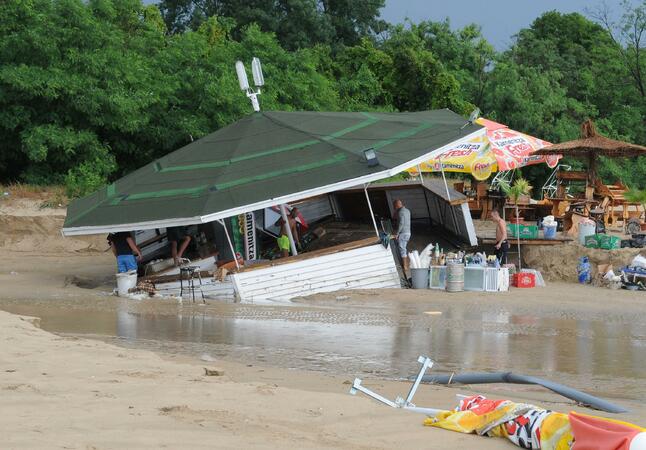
421, 372, 628, 414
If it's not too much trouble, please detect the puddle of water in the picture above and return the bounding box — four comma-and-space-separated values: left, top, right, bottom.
1, 299, 645, 400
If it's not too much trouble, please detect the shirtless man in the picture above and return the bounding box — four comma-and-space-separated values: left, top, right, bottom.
491, 210, 508, 264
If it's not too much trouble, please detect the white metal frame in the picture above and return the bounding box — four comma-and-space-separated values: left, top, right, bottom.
349, 356, 444, 417
541, 164, 572, 199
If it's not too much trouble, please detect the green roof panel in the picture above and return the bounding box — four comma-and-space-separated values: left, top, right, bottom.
63, 110, 482, 235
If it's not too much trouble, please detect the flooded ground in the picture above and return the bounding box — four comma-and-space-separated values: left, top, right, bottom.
1, 284, 645, 401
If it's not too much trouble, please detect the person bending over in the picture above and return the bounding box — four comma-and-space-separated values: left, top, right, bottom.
167, 226, 195, 265
107, 232, 142, 273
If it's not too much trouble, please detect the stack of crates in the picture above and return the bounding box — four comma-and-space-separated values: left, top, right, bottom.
584, 234, 621, 250
507, 224, 539, 240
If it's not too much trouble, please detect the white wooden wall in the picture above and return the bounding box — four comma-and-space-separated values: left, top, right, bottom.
231, 244, 400, 302
384, 187, 477, 246
155, 279, 236, 301
293, 195, 333, 224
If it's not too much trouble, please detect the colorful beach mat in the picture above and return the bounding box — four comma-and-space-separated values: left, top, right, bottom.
425, 395, 646, 449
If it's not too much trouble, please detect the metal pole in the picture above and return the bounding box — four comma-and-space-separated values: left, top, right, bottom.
417, 164, 424, 183
440, 164, 452, 202
218, 219, 240, 270
405, 356, 434, 405
364, 183, 380, 237
349, 379, 398, 408
279, 204, 298, 256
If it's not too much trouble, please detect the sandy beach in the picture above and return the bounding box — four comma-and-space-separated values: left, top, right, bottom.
1, 192, 646, 448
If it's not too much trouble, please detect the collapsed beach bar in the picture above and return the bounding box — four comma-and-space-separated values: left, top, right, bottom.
62, 110, 484, 302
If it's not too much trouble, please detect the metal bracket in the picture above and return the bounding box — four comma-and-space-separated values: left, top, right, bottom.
349, 356, 444, 416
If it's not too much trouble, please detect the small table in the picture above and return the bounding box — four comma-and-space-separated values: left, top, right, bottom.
179, 266, 205, 303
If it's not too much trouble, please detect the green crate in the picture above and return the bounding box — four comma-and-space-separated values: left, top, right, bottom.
597, 234, 621, 250
584, 235, 599, 248
507, 224, 539, 239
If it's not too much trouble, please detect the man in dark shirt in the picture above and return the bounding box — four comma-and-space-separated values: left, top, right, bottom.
167, 225, 197, 265
107, 232, 142, 273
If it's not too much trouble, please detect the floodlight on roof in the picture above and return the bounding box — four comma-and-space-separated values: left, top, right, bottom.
364, 148, 379, 167
235, 57, 264, 112
251, 57, 264, 87
235, 60, 250, 91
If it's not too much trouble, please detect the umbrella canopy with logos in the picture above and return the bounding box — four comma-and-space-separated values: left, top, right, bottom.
411, 118, 559, 181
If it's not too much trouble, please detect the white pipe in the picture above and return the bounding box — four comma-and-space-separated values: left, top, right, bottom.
364, 183, 380, 237
279, 204, 298, 256
440, 164, 452, 202
218, 219, 240, 270
417, 164, 424, 183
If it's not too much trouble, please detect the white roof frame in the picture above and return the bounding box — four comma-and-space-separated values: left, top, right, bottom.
62, 127, 485, 236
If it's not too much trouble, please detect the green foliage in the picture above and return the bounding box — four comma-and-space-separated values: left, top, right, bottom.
0, 0, 644, 198
500, 177, 532, 204
158, 0, 386, 49
625, 188, 646, 206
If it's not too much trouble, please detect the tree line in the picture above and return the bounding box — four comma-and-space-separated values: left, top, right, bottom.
0, 0, 644, 197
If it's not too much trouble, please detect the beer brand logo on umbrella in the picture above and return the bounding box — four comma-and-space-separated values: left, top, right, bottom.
471, 158, 493, 180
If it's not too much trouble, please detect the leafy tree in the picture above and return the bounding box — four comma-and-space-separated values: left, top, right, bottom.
1, 0, 645, 197
158, 0, 385, 49
382, 24, 471, 113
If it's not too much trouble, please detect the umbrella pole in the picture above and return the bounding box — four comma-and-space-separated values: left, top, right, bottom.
587, 154, 597, 200
364, 183, 380, 237
516, 204, 522, 271
440, 165, 452, 202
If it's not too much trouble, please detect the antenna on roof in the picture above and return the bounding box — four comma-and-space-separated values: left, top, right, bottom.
235, 57, 264, 112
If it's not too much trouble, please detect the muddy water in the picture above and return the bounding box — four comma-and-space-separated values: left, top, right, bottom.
1, 295, 645, 400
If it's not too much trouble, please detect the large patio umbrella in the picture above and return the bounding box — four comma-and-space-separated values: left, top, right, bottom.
411, 118, 559, 181
534, 120, 646, 182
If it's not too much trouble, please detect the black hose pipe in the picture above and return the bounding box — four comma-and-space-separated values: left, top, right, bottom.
420, 372, 628, 414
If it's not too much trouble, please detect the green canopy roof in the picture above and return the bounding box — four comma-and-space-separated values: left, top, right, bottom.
63, 110, 483, 235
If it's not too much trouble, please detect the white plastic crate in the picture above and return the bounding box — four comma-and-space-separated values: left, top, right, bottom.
485, 268, 499, 292
464, 266, 486, 291
498, 268, 510, 291
429, 266, 446, 289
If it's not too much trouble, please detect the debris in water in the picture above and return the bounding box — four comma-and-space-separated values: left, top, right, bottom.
200, 353, 216, 362
424, 311, 442, 315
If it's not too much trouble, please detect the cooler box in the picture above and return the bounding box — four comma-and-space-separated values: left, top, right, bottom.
512, 272, 535, 288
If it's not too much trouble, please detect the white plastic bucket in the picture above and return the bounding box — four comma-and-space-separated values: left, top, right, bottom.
578, 222, 596, 245
543, 224, 557, 239
116, 271, 137, 297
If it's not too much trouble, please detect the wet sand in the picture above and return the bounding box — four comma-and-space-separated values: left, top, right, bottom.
1, 250, 646, 448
